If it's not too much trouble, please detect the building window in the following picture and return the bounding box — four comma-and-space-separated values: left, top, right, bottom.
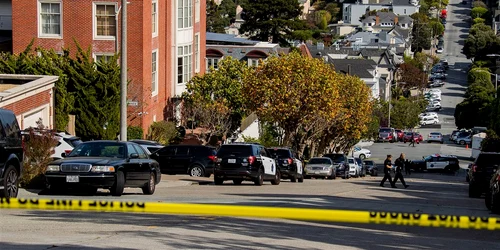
178, 0, 193, 29
195, 0, 200, 22
248, 59, 260, 67
152, 1, 158, 37
95, 54, 114, 63
194, 34, 200, 72
404, 9, 407, 14
206, 58, 220, 71
177, 45, 192, 84
39, 1, 62, 37
94, 3, 117, 39
152, 50, 158, 96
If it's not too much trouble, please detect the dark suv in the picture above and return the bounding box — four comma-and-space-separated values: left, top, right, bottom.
150, 145, 216, 177
323, 153, 350, 179
267, 147, 304, 182
0, 108, 23, 198
468, 152, 500, 198
214, 143, 280, 186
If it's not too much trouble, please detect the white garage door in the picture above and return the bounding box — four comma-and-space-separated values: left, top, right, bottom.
23, 109, 44, 129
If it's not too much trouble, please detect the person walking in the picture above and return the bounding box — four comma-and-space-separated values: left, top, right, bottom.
409, 133, 416, 147
394, 153, 410, 188
404, 158, 412, 176
380, 155, 396, 188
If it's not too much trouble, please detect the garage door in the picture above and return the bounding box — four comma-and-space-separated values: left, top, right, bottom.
23, 109, 44, 129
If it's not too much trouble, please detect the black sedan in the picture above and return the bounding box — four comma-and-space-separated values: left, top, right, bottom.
363, 160, 378, 176
45, 141, 161, 196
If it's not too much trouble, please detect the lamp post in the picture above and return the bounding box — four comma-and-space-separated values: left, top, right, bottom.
119, 0, 128, 141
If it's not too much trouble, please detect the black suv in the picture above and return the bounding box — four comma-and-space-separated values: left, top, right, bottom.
486, 165, 500, 213
0, 108, 23, 198
267, 147, 304, 182
150, 145, 216, 177
215, 143, 280, 186
468, 152, 500, 198
323, 153, 350, 179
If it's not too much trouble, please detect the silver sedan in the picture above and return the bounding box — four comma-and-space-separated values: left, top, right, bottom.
304, 157, 336, 179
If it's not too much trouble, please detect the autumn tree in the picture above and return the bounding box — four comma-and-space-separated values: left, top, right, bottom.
398, 63, 426, 89
182, 57, 249, 144
240, 0, 305, 45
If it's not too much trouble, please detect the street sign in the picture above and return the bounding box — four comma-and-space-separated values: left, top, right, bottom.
127, 101, 139, 107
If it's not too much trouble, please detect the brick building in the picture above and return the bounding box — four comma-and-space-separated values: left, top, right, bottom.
8, 0, 206, 134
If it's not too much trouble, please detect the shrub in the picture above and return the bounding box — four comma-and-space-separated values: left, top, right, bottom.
473, 17, 485, 24
147, 121, 179, 145
127, 126, 143, 140
21, 122, 58, 188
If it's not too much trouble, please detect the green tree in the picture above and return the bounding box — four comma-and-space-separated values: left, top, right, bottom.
147, 121, 179, 145
472, 1, 487, 8
206, 0, 227, 33
429, 20, 444, 38
473, 17, 485, 24
411, 13, 432, 51
291, 30, 314, 42
463, 23, 500, 61
467, 68, 493, 86
240, 0, 305, 45
324, 3, 340, 22
390, 97, 427, 129
490, 89, 500, 135
471, 7, 488, 19
127, 126, 144, 140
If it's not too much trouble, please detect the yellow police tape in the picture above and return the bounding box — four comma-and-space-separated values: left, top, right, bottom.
1, 198, 499, 230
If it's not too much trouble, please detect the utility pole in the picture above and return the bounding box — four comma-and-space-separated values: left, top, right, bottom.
120, 0, 128, 141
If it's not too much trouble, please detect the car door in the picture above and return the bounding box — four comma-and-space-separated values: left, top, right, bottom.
293, 152, 303, 175
259, 147, 275, 177
124, 143, 144, 185
171, 146, 192, 174
132, 144, 152, 182
153, 146, 175, 173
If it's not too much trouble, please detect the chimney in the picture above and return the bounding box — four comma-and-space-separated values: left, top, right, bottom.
375, 15, 380, 25
347, 64, 352, 75
394, 16, 399, 25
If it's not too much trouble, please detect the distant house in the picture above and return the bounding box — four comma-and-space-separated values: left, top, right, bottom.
328, 21, 359, 36
329, 59, 381, 99
206, 32, 288, 69
343, 0, 419, 26
360, 11, 413, 32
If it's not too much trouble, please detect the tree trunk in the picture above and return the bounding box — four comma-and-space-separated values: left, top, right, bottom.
310, 141, 317, 158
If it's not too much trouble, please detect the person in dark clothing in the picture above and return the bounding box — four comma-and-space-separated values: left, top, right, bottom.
409, 133, 416, 147
404, 159, 411, 175
380, 155, 396, 188
394, 153, 410, 188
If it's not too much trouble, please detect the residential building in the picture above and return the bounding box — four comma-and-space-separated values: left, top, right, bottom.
9, 0, 206, 134
360, 11, 413, 32
206, 32, 287, 69
328, 21, 358, 36
0, 74, 58, 129
343, 0, 419, 26
329, 59, 380, 99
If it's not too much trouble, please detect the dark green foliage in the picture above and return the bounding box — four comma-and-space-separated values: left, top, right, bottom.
240, 0, 305, 46
128, 126, 144, 140
147, 121, 179, 145
206, 0, 230, 33
481, 130, 500, 152
463, 24, 500, 61
410, 13, 432, 51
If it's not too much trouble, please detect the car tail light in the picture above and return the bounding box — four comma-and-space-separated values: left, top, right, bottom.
472, 164, 478, 172
287, 158, 293, 165
64, 149, 73, 155
497, 175, 500, 181
208, 155, 216, 162
248, 156, 256, 165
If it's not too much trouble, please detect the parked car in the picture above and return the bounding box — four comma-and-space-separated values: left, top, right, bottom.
431, 66, 445, 74
0, 108, 23, 198
430, 73, 446, 80
436, 47, 444, 54
304, 157, 336, 179
451, 130, 470, 142
378, 127, 397, 143
427, 132, 444, 143
355, 158, 366, 177
403, 132, 422, 143
419, 112, 438, 120
21, 130, 83, 161
129, 139, 164, 155
439, 60, 449, 69
486, 165, 500, 213
395, 129, 405, 142
268, 147, 304, 182
420, 117, 439, 126
363, 160, 378, 176
410, 154, 460, 172
455, 135, 472, 145
214, 143, 280, 186
347, 157, 360, 177
45, 140, 161, 196
468, 152, 500, 198
428, 81, 444, 88
151, 145, 217, 177
352, 146, 371, 160
323, 153, 350, 179
426, 104, 442, 111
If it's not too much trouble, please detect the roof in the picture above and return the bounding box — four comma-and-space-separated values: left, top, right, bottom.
329, 59, 377, 78
398, 16, 413, 24
206, 32, 260, 45
0, 74, 58, 104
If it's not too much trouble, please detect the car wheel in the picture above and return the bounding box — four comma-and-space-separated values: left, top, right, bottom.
460, 140, 465, 145
189, 165, 204, 177
142, 172, 156, 195
468, 183, 481, 198
110, 171, 125, 196
233, 179, 243, 185
290, 175, 297, 182
254, 169, 264, 186
0, 166, 19, 198
214, 176, 224, 185
298, 174, 304, 183
492, 191, 500, 214
271, 171, 281, 185
359, 154, 366, 160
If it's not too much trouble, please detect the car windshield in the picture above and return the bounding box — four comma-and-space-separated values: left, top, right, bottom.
379, 128, 391, 133
355, 159, 362, 164
325, 154, 345, 163
308, 158, 331, 165
476, 154, 500, 166
269, 149, 291, 158
66, 137, 83, 147
67, 142, 126, 158
217, 145, 252, 158
423, 155, 432, 161
364, 161, 374, 166
348, 159, 354, 164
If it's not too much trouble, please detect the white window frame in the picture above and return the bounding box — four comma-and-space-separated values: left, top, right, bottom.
206, 57, 221, 71
177, 45, 192, 85
194, 33, 200, 73
248, 58, 260, 67
178, 0, 193, 29
94, 53, 115, 63
38, 0, 63, 39
93, 2, 117, 40
152, 49, 159, 96
152, 0, 158, 37
195, 0, 200, 23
